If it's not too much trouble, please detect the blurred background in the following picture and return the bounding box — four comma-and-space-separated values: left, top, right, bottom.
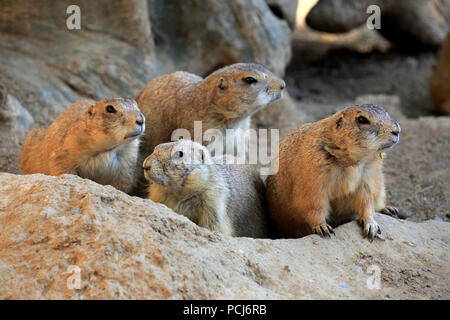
0, 0, 449, 222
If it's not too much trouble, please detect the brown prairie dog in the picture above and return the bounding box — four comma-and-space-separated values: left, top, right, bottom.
135, 62, 286, 156
143, 139, 270, 238
20, 98, 145, 194
266, 104, 401, 240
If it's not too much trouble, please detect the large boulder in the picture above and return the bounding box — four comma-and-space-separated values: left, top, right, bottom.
306, 0, 450, 48
148, 0, 292, 77
265, 0, 299, 30
306, 0, 379, 33
0, 0, 159, 125
430, 32, 450, 115
0, 173, 449, 299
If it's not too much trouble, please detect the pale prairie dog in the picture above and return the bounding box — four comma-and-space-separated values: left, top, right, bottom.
135, 62, 286, 156
266, 105, 401, 240
20, 98, 145, 194
142, 139, 270, 238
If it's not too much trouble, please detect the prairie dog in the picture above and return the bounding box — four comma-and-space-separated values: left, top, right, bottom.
20, 98, 145, 193
143, 140, 270, 238
135, 62, 286, 155
266, 105, 401, 240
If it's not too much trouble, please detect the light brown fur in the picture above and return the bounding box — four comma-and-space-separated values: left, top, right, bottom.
266, 105, 401, 240
143, 140, 270, 238
20, 98, 145, 194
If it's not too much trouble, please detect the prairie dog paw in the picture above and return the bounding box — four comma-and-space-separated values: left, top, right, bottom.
312, 223, 335, 238
380, 206, 407, 219
360, 218, 381, 241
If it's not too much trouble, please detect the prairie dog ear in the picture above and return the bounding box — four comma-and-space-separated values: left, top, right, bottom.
335, 117, 343, 130
217, 78, 227, 90
87, 104, 95, 118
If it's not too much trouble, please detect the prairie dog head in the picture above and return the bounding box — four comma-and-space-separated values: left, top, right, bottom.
85, 98, 145, 150
143, 140, 214, 195
323, 104, 400, 164
205, 63, 286, 120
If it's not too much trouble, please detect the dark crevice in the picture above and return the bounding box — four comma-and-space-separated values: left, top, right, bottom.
202, 63, 228, 78
268, 4, 284, 20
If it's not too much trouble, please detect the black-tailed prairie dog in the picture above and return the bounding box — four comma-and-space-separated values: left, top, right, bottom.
143, 139, 270, 238
20, 98, 145, 194
135, 62, 286, 156
266, 105, 401, 240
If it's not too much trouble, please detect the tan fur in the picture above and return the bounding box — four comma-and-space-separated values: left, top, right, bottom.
20, 98, 145, 194
143, 140, 270, 238
266, 105, 401, 239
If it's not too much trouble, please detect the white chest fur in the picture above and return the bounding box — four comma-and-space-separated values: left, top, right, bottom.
328, 163, 368, 199
76, 139, 139, 189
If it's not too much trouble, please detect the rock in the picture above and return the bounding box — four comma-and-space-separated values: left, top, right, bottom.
306, 0, 377, 33
378, 0, 450, 49
0, 84, 34, 139
0, 0, 154, 51
430, 33, 450, 115
265, 0, 298, 30
0, 84, 34, 175
0, 173, 449, 299
148, 0, 292, 76
306, 0, 450, 48
0, 0, 160, 125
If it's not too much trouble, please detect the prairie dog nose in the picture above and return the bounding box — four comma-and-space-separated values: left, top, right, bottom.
136, 113, 145, 126
392, 122, 401, 136
142, 156, 152, 170
267, 79, 286, 92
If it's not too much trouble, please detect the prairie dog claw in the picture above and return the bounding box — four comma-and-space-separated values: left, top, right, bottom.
380, 206, 407, 219
312, 223, 335, 238
361, 219, 381, 241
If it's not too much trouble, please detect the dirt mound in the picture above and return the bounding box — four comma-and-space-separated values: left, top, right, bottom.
0, 173, 448, 299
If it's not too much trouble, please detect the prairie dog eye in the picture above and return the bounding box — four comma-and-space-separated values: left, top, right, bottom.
177, 151, 184, 158
357, 116, 370, 124
106, 105, 116, 113
243, 77, 258, 84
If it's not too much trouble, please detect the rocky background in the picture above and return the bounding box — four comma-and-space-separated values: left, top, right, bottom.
0, 0, 449, 299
